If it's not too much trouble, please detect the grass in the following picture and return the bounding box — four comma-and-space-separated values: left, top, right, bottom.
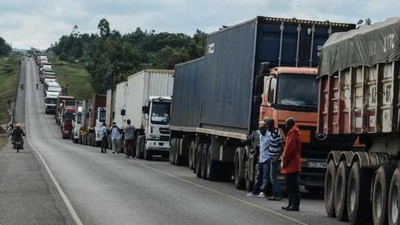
52, 61, 94, 100
0, 54, 20, 125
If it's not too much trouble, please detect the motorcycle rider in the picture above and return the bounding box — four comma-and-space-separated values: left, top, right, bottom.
12, 123, 25, 149
36, 83, 38, 89
20, 84, 24, 90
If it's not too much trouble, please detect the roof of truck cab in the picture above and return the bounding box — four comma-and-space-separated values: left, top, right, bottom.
272, 67, 318, 75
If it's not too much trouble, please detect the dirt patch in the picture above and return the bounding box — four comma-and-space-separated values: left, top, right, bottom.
0, 134, 8, 149
0, 126, 6, 134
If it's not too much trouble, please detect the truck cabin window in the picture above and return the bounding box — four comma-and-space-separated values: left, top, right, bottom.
277, 73, 318, 111
268, 77, 277, 103
45, 98, 57, 104
76, 112, 82, 124
64, 112, 74, 121
151, 102, 171, 125
99, 110, 106, 123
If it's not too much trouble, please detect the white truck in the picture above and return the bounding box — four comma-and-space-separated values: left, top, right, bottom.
72, 105, 83, 143
112, 69, 174, 159
44, 91, 59, 114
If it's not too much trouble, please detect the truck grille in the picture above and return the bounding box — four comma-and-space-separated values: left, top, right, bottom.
160, 135, 169, 141
159, 127, 170, 134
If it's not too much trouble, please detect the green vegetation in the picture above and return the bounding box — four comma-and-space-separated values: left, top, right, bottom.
0, 54, 20, 124
0, 135, 8, 149
49, 18, 206, 94
52, 61, 94, 100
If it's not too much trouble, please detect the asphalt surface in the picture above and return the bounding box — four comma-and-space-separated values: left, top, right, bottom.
0, 58, 348, 225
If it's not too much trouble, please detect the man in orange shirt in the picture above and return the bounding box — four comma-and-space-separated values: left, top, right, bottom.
281, 117, 301, 211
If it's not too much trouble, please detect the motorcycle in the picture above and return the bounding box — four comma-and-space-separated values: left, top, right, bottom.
13, 140, 22, 153
20, 84, 24, 90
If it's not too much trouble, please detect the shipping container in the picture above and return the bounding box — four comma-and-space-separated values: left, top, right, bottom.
171, 57, 204, 129
114, 81, 128, 128
201, 16, 355, 136
125, 69, 174, 129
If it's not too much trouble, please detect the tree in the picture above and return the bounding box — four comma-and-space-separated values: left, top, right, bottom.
98, 18, 110, 39
0, 37, 12, 57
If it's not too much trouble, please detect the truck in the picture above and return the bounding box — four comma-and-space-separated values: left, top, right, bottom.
72, 103, 82, 143
114, 69, 174, 160
78, 100, 92, 144
61, 106, 76, 139
44, 91, 59, 114
319, 17, 400, 225
55, 96, 76, 125
81, 94, 106, 146
169, 16, 355, 191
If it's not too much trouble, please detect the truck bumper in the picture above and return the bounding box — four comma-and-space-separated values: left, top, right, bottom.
146, 140, 170, 152
62, 130, 71, 139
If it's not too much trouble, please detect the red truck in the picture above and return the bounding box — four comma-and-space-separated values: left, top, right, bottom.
61, 106, 76, 139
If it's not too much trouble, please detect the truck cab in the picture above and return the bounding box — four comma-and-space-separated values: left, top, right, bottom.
44, 91, 59, 114
94, 107, 106, 145
61, 106, 76, 139
247, 64, 326, 192
72, 106, 83, 143
141, 96, 172, 159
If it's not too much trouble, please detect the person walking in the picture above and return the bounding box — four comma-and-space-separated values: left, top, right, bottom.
100, 122, 108, 153
281, 117, 301, 211
264, 117, 283, 201
246, 122, 271, 198
110, 122, 121, 154
124, 119, 136, 158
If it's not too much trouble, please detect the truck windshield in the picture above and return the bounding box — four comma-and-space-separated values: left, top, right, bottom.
64, 112, 74, 121
276, 73, 318, 112
151, 102, 171, 125
45, 98, 57, 104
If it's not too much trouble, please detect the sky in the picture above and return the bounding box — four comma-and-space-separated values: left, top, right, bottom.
0, 0, 399, 50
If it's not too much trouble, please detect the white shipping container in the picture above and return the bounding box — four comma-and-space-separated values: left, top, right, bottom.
125, 69, 174, 129
106, 89, 113, 127
114, 81, 128, 128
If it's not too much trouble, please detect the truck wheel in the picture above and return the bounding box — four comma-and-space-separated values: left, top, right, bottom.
195, 144, 204, 178
175, 138, 185, 166
201, 144, 210, 179
388, 165, 400, 225
136, 136, 144, 159
189, 141, 196, 170
169, 138, 176, 164
335, 160, 350, 221
325, 160, 336, 217
373, 163, 395, 225
245, 154, 254, 192
347, 161, 373, 225
144, 149, 152, 160
206, 145, 218, 181
234, 147, 246, 190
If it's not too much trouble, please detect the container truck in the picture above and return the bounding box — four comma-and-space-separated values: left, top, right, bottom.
55, 96, 75, 125
61, 106, 76, 139
169, 16, 355, 191
44, 91, 59, 114
72, 104, 82, 143
117, 69, 174, 160
81, 94, 106, 146
319, 17, 400, 225
78, 100, 92, 144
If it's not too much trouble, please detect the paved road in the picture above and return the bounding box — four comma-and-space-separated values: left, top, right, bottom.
1, 58, 347, 225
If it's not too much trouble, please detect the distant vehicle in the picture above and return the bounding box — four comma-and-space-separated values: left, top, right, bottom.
44, 91, 60, 114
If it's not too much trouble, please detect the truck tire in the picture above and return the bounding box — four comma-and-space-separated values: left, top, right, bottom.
136, 136, 144, 159
201, 144, 210, 179
325, 160, 336, 217
347, 161, 373, 225
174, 139, 183, 165
335, 160, 350, 221
195, 143, 204, 178
373, 163, 395, 225
189, 141, 196, 170
388, 165, 400, 225
206, 145, 218, 181
234, 147, 246, 190
169, 138, 176, 164
144, 148, 152, 160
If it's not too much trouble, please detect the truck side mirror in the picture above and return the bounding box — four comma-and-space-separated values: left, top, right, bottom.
121, 109, 126, 116
259, 62, 270, 76
254, 75, 265, 96
142, 106, 149, 114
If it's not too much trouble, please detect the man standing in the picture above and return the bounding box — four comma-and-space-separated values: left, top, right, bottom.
124, 119, 136, 158
281, 117, 301, 211
110, 122, 121, 154
100, 122, 108, 153
246, 122, 271, 198
264, 117, 283, 201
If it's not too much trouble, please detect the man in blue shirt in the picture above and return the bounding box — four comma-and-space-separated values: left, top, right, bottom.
100, 122, 108, 153
247, 122, 271, 198
265, 117, 283, 201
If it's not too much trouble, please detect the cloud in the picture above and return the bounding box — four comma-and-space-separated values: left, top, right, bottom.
1, 0, 400, 49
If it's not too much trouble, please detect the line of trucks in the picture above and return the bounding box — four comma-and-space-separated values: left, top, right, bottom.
34, 16, 400, 225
